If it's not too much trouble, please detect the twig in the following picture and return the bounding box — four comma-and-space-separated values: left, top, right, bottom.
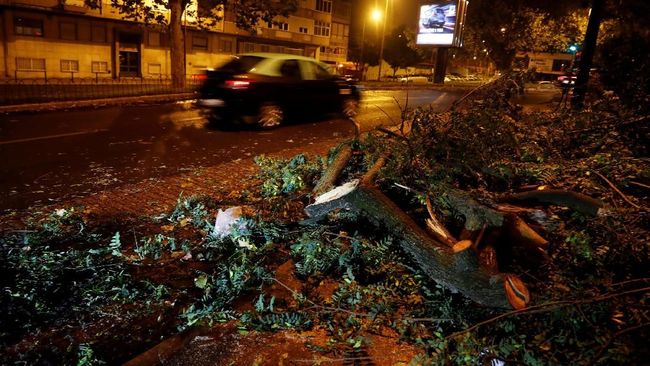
446, 286, 650, 340
592, 170, 645, 211
377, 126, 408, 141
609, 278, 650, 288
629, 181, 650, 190
587, 322, 650, 366
374, 105, 396, 125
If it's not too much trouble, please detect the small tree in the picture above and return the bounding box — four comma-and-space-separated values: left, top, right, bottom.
383, 25, 423, 78
85, 0, 299, 88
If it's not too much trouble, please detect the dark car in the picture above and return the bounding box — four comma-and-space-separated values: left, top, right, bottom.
197, 53, 361, 128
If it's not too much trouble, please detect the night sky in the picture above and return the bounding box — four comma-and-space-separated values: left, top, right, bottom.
350, 0, 421, 42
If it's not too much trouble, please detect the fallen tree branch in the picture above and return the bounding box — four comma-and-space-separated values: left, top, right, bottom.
307, 180, 521, 308
506, 189, 605, 216
361, 156, 387, 186
313, 145, 353, 196
629, 181, 650, 190
592, 170, 647, 211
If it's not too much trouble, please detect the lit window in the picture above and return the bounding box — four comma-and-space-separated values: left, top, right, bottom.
15, 17, 43, 37
314, 21, 330, 37
60, 59, 79, 72
91, 61, 108, 73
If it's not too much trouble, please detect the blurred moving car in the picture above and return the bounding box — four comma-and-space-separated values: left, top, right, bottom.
197, 53, 360, 128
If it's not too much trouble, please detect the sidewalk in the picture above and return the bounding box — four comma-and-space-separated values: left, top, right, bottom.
0, 92, 196, 114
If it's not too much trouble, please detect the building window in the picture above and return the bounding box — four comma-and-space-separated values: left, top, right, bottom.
314, 21, 330, 37
91, 25, 106, 42
260, 45, 270, 52
16, 57, 45, 71
268, 22, 289, 31
148, 63, 162, 75
91, 61, 108, 73
148, 31, 161, 47
299, 27, 309, 34
316, 0, 332, 13
242, 42, 255, 53
14, 17, 43, 37
192, 35, 208, 51
218, 39, 233, 53
59, 22, 77, 40
60, 59, 79, 72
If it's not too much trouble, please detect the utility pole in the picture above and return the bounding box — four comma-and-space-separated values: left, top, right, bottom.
377, 0, 389, 81
572, 0, 604, 110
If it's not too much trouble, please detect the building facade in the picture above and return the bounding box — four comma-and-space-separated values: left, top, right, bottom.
0, 0, 352, 80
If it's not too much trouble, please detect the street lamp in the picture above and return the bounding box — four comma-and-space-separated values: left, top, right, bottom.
377, 0, 392, 81
360, 8, 382, 81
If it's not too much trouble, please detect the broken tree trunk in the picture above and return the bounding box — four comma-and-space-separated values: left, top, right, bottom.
313, 145, 353, 196
306, 180, 519, 309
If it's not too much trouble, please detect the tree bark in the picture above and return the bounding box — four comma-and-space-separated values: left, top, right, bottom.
312, 145, 353, 197
506, 189, 604, 216
169, 0, 186, 90
306, 181, 517, 308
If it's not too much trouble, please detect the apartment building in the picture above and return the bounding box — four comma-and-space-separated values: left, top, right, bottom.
0, 0, 352, 80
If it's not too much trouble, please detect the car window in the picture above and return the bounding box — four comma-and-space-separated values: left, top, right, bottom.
300, 61, 333, 81
217, 56, 264, 74
280, 60, 301, 80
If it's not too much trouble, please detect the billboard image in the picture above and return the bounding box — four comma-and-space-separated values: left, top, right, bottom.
416, 1, 468, 47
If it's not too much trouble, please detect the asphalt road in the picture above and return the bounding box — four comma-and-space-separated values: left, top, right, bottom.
0, 89, 461, 212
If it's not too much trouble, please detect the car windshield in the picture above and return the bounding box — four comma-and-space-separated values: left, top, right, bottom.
218, 56, 264, 74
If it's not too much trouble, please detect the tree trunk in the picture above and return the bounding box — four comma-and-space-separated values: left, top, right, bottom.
572, 0, 604, 110
306, 181, 516, 308
169, 0, 186, 90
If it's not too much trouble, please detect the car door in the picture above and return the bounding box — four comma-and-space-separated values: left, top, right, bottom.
298, 60, 340, 114
277, 59, 307, 113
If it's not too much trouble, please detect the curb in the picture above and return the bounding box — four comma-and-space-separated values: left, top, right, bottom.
0, 93, 196, 114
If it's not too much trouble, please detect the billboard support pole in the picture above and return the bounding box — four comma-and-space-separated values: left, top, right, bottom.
433, 48, 448, 84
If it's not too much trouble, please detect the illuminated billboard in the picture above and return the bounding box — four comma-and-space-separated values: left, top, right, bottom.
416, 0, 468, 47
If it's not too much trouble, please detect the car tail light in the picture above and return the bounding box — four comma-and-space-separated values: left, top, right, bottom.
224, 80, 251, 90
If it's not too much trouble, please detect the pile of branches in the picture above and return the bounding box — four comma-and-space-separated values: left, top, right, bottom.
293, 73, 649, 363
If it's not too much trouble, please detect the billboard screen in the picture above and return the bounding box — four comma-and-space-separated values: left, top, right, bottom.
416, 1, 468, 47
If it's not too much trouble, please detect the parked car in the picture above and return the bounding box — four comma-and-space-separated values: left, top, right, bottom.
197, 53, 360, 128
398, 76, 429, 84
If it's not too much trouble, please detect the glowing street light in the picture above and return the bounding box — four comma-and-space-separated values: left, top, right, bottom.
371, 8, 382, 22
360, 8, 382, 81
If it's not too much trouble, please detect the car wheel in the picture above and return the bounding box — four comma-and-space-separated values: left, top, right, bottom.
257, 102, 283, 128
342, 98, 359, 119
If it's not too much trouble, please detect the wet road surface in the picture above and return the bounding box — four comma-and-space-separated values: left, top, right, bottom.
0, 89, 461, 212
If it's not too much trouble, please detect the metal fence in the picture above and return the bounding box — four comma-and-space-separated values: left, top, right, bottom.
0, 77, 203, 106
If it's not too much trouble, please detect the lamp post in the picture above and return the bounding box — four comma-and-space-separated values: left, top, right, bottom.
377, 0, 391, 81
360, 9, 382, 81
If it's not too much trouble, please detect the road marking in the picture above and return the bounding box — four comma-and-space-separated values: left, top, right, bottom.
0, 129, 109, 146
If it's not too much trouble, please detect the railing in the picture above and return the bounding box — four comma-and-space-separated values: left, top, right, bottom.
0, 77, 203, 106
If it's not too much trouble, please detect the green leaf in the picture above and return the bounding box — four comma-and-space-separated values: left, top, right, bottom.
194, 274, 208, 289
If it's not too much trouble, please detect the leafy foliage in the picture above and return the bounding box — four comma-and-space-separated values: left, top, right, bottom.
255, 154, 324, 198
